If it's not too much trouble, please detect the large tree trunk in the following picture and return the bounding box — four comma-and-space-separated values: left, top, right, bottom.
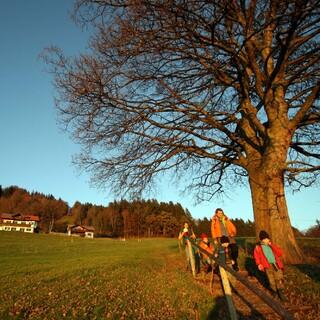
243, 92, 305, 264
248, 169, 304, 264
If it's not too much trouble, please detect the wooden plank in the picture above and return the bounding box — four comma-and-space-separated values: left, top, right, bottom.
219, 266, 239, 320
187, 239, 197, 277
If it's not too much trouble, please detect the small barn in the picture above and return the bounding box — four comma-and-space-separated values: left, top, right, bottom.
67, 224, 95, 238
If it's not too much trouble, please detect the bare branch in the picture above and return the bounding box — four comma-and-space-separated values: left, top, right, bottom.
44, 0, 320, 198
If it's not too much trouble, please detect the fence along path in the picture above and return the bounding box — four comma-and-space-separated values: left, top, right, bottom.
188, 239, 295, 320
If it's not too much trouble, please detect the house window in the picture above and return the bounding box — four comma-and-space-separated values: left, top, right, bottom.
85, 232, 94, 238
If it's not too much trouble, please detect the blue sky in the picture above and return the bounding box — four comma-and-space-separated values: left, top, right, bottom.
0, 0, 318, 231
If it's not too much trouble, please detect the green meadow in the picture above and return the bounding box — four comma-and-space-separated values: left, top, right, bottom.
0, 233, 213, 320
1, 233, 320, 320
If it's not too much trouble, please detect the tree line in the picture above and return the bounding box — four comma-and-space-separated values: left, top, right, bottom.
65, 198, 193, 238
0, 185, 317, 237
0, 185, 192, 237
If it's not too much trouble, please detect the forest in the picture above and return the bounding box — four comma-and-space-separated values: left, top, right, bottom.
0, 185, 317, 238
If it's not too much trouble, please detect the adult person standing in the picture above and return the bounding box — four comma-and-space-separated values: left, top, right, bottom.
178, 222, 196, 244
211, 208, 239, 271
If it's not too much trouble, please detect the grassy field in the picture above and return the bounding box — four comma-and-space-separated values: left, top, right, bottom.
0, 233, 213, 320
1, 233, 319, 320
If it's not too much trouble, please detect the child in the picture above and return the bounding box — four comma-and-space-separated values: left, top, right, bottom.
215, 235, 237, 286
199, 233, 214, 273
254, 230, 286, 301
216, 235, 237, 269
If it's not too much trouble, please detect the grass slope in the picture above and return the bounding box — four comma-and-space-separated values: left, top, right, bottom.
0, 233, 213, 320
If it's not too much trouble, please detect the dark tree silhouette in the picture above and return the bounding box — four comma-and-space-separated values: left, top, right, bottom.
44, 0, 320, 263
305, 220, 320, 237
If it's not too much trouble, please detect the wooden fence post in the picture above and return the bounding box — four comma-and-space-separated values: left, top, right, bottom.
187, 240, 197, 277
219, 266, 238, 320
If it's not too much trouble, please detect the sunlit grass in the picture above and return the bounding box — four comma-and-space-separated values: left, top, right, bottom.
0, 232, 214, 319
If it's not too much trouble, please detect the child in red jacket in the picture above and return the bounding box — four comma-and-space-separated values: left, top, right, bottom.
254, 230, 286, 301
199, 233, 214, 273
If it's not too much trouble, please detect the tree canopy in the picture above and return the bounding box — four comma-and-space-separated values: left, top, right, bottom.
44, 0, 320, 262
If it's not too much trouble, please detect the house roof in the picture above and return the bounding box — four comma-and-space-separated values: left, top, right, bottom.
23, 215, 40, 222
83, 226, 95, 232
67, 224, 95, 232
0, 213, 14, 220
0, 213, 40, 222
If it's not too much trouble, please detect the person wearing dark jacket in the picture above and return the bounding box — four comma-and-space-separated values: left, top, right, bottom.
216, 235, 236, 267
254, 230, 286, 301
214, 235, 237, 286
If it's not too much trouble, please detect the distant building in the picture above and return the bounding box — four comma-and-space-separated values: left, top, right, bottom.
0, 213, 40, 233
67, 224, 95, 238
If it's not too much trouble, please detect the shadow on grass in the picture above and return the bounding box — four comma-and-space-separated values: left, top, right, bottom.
206, 295, 228, 319
206, 295, 267, 320
294, 264, 320, 283
244, 257, 270, 290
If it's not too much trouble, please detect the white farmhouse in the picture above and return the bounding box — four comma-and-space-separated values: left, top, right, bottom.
0, 213, 40, 233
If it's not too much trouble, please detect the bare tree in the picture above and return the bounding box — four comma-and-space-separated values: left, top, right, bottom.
44, 0, 320, 263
